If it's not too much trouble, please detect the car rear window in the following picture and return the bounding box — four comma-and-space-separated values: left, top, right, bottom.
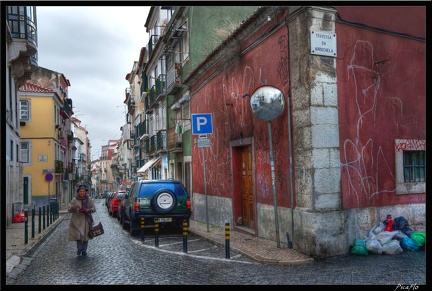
137, 183, 187, 198
118, 193, 124, 198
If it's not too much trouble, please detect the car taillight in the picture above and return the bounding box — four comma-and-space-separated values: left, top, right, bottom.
134, 198, 139, 211
187, 198, 191, 209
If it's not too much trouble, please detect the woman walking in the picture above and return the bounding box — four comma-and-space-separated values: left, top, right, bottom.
68, 184, 96, 256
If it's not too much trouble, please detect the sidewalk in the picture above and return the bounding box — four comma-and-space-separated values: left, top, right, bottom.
189, 220, 313, 264
5, 213, 64, 275
5, 210, 313, 276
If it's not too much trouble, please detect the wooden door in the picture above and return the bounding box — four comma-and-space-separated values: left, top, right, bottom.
240, 145, 254, 228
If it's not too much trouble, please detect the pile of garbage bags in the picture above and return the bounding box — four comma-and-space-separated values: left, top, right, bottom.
351, 216, 426, 256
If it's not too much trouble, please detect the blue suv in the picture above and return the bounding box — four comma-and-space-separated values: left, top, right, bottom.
119, 179, 191, 234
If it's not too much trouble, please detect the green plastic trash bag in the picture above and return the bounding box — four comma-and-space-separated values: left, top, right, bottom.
351, 238, 368, 256
410, 232, 426, 247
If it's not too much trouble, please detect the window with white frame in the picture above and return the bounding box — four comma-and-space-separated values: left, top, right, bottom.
20, 99, 29, 121
395, 139, 426, 194
20, 141, 30, 164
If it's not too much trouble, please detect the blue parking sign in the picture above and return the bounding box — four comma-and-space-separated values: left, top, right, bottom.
192, 113, 213, 135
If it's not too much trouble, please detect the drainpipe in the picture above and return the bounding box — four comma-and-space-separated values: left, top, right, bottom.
284, 9, 302, 249
286, 86, 294, 249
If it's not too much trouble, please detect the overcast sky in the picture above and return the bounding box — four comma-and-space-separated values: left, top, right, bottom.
36, 5, 150, 160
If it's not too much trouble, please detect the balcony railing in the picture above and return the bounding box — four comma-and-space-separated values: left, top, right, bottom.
167, 127, 183, 153
55, 160, 64, 173
145, 136, 156, 155
6, 6, 38, 87
79, 153, 86, 162
155, 74, 166, 101
166, 63, 182, 94
7, 6, 38, 51
156, 130, 167, 153
137, 121, 147, 138
148, 34, 159, 57
145, 93, 153, 114
61, 98, 73, 119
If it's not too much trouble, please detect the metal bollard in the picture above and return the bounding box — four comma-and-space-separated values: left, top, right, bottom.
46, 204, 50, 227
38, 207, 42, 234
50, 203, 53, 224
140, 217, 145, 241
31, 207, 35, 238
154, 218, 159, 247
24, 210, 29, 244
183, 219, 188, 253
42, 206, 46, 230
225, 223, 230, 259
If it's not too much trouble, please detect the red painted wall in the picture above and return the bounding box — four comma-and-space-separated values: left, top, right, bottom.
336, 7, 426, 208
191, 23, 293, 208
190, 6, 425, 212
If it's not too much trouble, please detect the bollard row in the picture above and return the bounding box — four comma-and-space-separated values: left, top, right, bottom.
147, 220, 231, 259
22, 202, 60, 244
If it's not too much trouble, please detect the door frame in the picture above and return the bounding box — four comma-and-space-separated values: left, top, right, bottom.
230, 136, 256, 232
23, 175, 31, 205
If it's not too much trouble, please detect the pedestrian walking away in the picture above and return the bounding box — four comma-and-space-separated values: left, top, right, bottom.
68, 184, 96, 256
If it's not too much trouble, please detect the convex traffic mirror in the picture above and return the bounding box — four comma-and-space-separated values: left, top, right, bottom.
249, 85, 284, 121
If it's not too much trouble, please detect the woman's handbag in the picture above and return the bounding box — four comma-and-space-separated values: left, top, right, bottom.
88, 212, 104, 238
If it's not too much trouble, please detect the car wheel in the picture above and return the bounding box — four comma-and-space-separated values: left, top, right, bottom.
123, 211, 130, 229
151, 189, 177, 213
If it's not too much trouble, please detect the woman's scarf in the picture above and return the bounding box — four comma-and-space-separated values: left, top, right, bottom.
76, 193, 94, 225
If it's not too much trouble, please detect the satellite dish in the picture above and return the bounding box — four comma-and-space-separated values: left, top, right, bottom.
250, 85, 284, 120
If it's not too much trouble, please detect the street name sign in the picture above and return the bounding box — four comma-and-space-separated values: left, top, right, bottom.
198, 138, 210, 148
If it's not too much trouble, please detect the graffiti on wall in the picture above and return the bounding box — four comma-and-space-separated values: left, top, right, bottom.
395, 139, 426, 151
340, 39, 425, 207
193, 33, 291, 201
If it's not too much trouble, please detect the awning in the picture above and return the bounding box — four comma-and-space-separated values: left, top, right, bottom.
137, 157, 161, 173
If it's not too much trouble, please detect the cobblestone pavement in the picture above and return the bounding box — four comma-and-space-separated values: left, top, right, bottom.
4, 199, 427, 286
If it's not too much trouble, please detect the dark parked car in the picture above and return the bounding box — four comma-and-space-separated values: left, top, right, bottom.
120, 179, 191, 234
108, 190, 126, 217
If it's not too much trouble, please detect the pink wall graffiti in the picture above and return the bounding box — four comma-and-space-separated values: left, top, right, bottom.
395, 139, 426, 151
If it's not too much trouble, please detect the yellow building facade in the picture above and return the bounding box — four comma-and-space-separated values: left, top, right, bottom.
19, 82, 64, 209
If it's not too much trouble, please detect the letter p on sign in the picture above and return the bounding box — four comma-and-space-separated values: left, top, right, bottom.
192, 113, 213, 135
